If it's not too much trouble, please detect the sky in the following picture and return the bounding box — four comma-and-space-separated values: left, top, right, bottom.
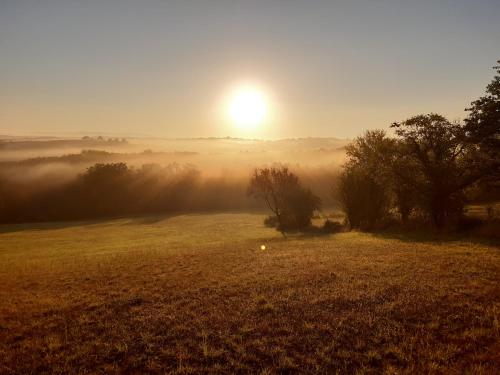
1, 0, 499, 139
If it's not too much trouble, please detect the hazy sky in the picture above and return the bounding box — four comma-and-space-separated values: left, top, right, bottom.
1, 0, 499, 139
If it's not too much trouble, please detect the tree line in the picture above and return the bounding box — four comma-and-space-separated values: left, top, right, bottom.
0, 160, 333, 224
0, 163, 261, 223
250, 61, 499, 234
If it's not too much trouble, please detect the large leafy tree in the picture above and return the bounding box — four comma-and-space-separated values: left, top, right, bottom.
339, 130, 416, 226
391, 114, 482, 228
465, 61, 500, 159
464, 61, 500, 199
338, 130, 394, 228
338, 163, 390, 230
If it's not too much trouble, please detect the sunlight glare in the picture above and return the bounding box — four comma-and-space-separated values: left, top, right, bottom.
227, 85, 268, 129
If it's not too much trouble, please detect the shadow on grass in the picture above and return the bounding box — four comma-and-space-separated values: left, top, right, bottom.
368, 228, 500, 247
295, 230, 342, 239
123, 214, 174, 225
0, 219, 107, 234
269, 225, 345, 240
272, 221, 499, 247
0, 213, 177, 234
0, 210, 265, 234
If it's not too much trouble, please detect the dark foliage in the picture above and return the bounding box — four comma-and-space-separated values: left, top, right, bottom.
391, 114, 475, 228
321, 219, 343, 233
263, 215, 279, 228
464, 60, 500, 202
0, 162, 262, 223
337, 62, 500, 231
338, 163, 390, 230
248, 166, 321, 234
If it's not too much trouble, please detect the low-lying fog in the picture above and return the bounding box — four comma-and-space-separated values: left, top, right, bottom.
0, 136, 348, 223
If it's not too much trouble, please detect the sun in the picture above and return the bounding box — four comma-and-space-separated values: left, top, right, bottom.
227, 85, 268, 129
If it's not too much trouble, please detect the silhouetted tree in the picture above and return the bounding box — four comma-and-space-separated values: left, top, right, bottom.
391, 114, 481, 228
465, 61, 500, 159
464, 60, 500, 201
248, 166, 320, 234
338, 164, 389, 229
338, 104, 499, 230
337, 130, 402, 228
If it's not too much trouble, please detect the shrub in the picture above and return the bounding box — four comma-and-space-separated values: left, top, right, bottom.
248, 166, 321, 234
264, 215, 279, 228
321, 219, 343, 234
456, 216, 484, 232
472, 219, 500, 240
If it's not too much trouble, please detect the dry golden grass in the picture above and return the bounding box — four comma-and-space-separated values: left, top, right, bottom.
0, 213, 499, 374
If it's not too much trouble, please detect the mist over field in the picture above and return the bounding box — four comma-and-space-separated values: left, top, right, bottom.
0, 136, 347, 223
0, 135, 348, 167
1, 1, 499, 373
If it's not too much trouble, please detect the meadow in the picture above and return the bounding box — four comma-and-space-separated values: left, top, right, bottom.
1, 213, 499, 374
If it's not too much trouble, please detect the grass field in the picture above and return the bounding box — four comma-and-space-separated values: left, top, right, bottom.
0, 213, 499, 374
